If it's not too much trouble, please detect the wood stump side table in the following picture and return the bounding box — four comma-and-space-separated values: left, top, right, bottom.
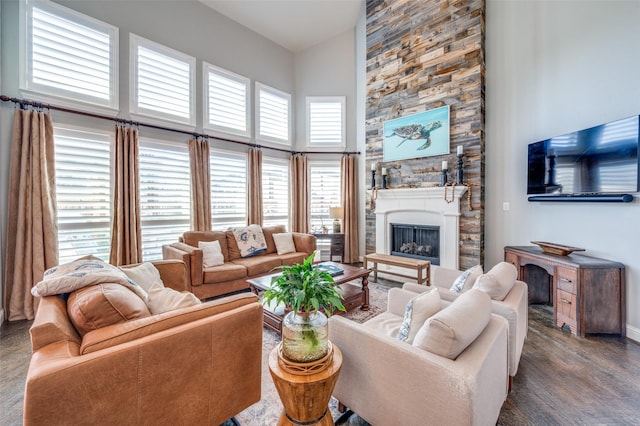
268, 344, 343, 426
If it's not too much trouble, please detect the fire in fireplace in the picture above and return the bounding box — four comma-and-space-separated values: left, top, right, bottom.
390, 223, 440, 265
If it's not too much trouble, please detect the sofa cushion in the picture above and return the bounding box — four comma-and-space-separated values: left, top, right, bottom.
273, 233, 296, 255
263, 225, 287, 254
183, 231, 229, 261
473, 262, 517, 301
202, 263, 248, 284
147, 283, 201, 315
277, 252, 307, 266
67, 283, 151, 336
229, 225, 267, 258
120, 262, 164, 293
199, 240, 225, 267
413, 288, 491, 360
450, 264, 483, 293
363, 311, 404, 338
397, 286, 441, 343
232, 254, 282, 276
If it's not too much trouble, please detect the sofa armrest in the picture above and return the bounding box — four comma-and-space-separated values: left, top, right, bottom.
387, 287, 418, 316
292, 232, 317, 255
431, 265, 463, 290
163, 242, 203, 286
150, 259, 190, 292
30, 296, 81, 351
491, 280, 528, 376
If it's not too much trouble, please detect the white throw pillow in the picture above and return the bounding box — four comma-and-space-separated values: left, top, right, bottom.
450, 265, 483, 293
273, 233, 296, 255
120, 262, 164, 293
146, 283, 201, 315
397, 287, 441, 344
473, 262, 517, 300
198, 240, 225, 267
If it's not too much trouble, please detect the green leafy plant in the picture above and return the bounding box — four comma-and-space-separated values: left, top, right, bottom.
262, 253, 345, 315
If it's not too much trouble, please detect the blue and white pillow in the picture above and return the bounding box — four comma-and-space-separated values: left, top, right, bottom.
397, 287, 441, 343
450, 265, 483, 293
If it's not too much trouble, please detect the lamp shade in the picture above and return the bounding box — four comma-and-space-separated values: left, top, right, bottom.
329, 206, 344, 219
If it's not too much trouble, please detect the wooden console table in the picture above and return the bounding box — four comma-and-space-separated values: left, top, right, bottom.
504, 246, 625, 337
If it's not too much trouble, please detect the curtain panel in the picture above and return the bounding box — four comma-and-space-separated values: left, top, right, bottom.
188, 138, 211, 231
289, 154, 309, 233
341, 156, 359, 263
247, 148, 263, 225
4, 109, 58, 321
109, 125, 142, 266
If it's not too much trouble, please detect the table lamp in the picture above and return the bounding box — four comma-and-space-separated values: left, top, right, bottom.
329, 206, 344, 233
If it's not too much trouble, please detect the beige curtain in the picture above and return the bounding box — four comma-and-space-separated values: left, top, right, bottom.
290, 154, 309, 233
4, 108, 58, 321
247, 147, 263, 225
109, 125, 142, 266
341, 155, 359, 263
188, 138, 211, 231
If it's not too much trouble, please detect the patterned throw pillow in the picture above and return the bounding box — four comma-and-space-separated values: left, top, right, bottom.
397, 287, 441, 343
450, 265, 483, 293
230, 224, 267, 258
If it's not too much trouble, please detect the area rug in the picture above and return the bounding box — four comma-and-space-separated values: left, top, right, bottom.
231, 281, 394, 426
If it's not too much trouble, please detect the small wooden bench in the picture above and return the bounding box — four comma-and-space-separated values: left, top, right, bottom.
363, 253, 430, 285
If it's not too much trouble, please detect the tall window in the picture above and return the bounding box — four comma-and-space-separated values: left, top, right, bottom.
210, 150, 247, 230
130, 34, 195, 125
54, 126, 112, 264
309, 161, 341, 233
306, 96, 346, 149
204, 63, 250, 138
262, 158, 290, 228
21, 0, 119, 109
139, 140, 191, 261
256, 82, 291, 146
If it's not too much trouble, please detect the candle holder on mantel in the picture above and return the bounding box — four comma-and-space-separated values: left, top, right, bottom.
370, 169, 376, 189
382, 173, 388, 189
440, 168, 448, 186
456, 152, 465, 185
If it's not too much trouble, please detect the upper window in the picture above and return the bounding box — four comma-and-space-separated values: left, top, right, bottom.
262, 157, 290, 228
309, 161, 341, 233
130, 34, 195, 126
20, 0, 119, 110
210, 149, 247, 230
306, 96, 346, 149
256, 82, 291, 146
204, 63, 250, 139
139, 139, 191, 261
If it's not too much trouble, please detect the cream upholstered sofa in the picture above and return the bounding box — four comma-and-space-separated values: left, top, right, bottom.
24, 259, 263, 425
404, 263, 528, 385
329, 287, 509, 426
162, 225, 316, 300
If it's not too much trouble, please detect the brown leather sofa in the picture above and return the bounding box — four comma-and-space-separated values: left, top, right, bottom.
24, 260, 263, 425
162, 225, 317, 300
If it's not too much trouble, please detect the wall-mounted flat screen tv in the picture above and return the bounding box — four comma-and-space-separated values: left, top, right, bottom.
527, 116, 639, 196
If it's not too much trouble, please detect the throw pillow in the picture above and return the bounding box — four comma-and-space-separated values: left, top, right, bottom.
273, 233, 296, 255
450, 264, 483, 293
413, 288, 491, 360
473, 262, 517, 300
120, 262, 164, 293
198, 240, 225, 267
397, 287, 441, 344
67, 283, 151, 336
230, 224, 267, 258
146, 283, 201, 315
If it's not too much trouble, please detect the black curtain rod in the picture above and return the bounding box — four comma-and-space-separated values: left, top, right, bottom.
0, 95, 360, 156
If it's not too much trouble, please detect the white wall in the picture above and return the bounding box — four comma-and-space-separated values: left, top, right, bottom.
486, 0, 640, 340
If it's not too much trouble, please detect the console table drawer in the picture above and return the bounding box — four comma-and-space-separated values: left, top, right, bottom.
556, 267, 577, 294
556, 289, 577, 333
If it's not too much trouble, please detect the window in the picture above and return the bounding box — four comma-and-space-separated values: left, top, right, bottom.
307, 96, 346, 148
130, 34, 195, 125
204, 63, 250, 138
139, 140, 191, 261
210, 150, 247, 230
256, 82, 291, 146
309, 162, 341, 233
262, 158, 290, 228
54, 126, 112, 264
21, 0, 119, 110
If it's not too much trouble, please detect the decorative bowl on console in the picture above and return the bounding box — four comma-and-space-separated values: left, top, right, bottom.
531, 241, 585, 256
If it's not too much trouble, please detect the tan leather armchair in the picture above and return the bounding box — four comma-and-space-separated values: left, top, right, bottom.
24, 260, 263, 425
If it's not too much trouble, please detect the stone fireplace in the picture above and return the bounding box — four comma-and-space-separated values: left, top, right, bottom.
374, 186, 467, 272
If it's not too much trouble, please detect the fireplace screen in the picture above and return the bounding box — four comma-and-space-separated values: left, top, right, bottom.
390, 223, 440, 265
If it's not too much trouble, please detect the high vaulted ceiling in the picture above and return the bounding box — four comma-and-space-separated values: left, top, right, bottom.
199, 0, 363, 53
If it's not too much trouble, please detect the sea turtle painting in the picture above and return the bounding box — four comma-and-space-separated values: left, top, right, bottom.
386, 120, 443, 150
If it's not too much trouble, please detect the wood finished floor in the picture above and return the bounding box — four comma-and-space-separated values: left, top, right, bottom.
1, 305, 639, 425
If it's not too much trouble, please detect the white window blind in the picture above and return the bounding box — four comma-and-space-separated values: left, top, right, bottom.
139, 140, 191, 261
131, 34, 195, 125
210, 150, 247, 230
262, 158, 290, 228
54, 126, 112, 264
309, 162, 341, 233
22, 0, 118, 109
257, 82, 291, 145
204, 63, 250, 138
307, 96, 346, 148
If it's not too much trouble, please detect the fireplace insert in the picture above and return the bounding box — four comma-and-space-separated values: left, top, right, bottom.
390, 223, 440, 265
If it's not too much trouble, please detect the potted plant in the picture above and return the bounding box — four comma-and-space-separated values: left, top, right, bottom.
262, 253, 345, 363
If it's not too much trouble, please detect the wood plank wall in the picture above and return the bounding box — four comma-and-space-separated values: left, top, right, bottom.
365, 0, 485, 269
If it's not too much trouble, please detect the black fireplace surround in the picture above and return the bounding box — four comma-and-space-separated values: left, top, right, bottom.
390, 223, 440, 265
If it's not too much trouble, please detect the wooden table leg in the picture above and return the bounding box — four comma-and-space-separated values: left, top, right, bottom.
360, 275, 370, 311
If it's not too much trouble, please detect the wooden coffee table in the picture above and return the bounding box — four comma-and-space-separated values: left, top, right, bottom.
247, 262, 371, 334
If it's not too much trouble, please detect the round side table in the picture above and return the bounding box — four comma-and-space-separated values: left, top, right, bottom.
268, 344, 343, 426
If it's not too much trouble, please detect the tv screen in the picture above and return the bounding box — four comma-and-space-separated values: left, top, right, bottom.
527, 116, 640, 196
